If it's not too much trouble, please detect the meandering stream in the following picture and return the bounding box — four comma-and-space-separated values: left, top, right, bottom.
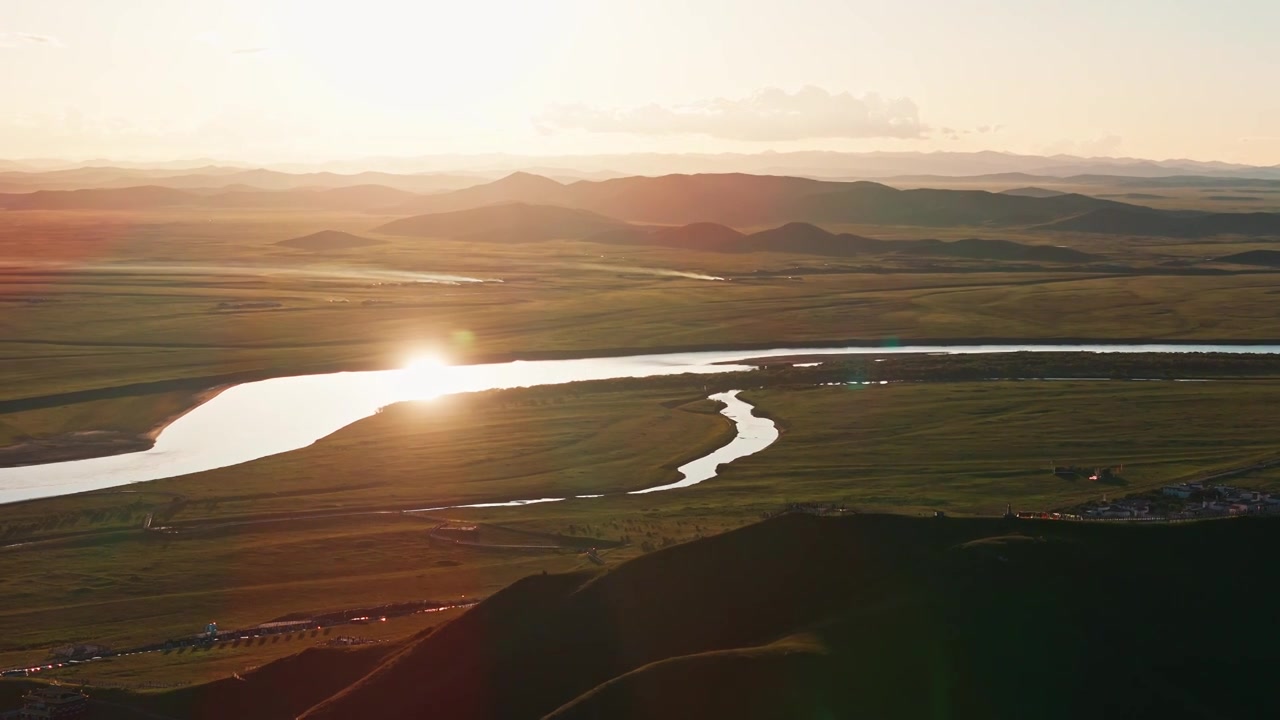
2, 342, 1279, 504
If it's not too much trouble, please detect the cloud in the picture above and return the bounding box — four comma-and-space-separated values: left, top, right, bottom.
537, 86, 924, 141
0, 32, 64, 48
231, 47, 270, 55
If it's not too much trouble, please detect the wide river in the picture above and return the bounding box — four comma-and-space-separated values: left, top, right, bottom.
3, 343, 1279, 504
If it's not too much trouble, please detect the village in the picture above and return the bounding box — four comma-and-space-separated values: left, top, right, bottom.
1063, 482, 1280, 521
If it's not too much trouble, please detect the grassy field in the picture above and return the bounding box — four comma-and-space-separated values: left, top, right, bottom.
5, 207, 1280, 432
5, 202, 1280, 691
2, 375, 1279, 680
0, 387, 736, 670
736, 380, 1280, 514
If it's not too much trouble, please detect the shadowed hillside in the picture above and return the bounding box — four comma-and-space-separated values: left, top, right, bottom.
0, 185, 195, 210
1212, 249, 1280, 266
1040, 206, 1280, 237
0, 185, 423, 211
998, 186, 1067, 198
387, 172, 1126, 227
374, 202, 627, 241
373, 204, 1097, 262
389, 171, 570, 215
593, 222, 748, 252
291, 514, 1280, 720
275, 230, 385, 251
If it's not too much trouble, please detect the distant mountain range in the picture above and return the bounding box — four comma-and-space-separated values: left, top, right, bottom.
380, 172, 1280, 237
7, 150, 1278, 180
0, 167, 480, 194
375, 203, 1100, 263
5, 171, 1280, 238
386, 172, 1122, 228
0, 184, 430, 212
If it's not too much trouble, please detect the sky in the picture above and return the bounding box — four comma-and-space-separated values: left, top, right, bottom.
2, 0, 1279, 164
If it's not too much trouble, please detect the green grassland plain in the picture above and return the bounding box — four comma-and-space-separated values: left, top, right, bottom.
4, 201, 1280, 685
4, 208, 1280, 412
3, 376, 1280, 682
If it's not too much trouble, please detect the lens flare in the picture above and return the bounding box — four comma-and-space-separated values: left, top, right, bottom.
400, 352, 453, 400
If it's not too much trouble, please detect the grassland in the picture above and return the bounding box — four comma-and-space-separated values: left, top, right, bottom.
5, 207, 1280, 419
5, 199, 1280, 692
2, 374, 1279, 681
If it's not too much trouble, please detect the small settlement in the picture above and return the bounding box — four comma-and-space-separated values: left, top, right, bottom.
1070, 483, 1280, 520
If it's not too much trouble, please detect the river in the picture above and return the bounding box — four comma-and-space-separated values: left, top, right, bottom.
2, 342, 1279, 504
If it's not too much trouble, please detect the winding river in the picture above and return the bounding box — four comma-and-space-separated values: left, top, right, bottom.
3, 342, 1280, 504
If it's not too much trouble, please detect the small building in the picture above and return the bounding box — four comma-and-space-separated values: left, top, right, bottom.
1163, 485, 1195, 499
17, 686, 88, 719
1115, 501, 1151, 517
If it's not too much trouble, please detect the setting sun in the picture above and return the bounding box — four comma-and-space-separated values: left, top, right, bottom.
399, 352, 456, 401
404, 352, 449, 374
3, 2, 1280, 715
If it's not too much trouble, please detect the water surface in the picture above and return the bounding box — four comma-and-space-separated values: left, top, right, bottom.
2, 342, 1277, 503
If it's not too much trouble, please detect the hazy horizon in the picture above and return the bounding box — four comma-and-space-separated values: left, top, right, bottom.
4, 0, 1279, 165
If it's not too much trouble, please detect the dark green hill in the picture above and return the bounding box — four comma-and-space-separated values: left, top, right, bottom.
592, 221, 750, 251
0, 185, 196, 210
899, 237, 1099, 262
296, 514, 1280, 720
373, 202, 628, 241
589, 221, 1093, 261
275, 230, 385, 251
1212, 249, 1280, 266
1040, 206, 1280, 237
998, 186, 1067, 198
388, 171, 570, 215
383, 172, 1126, 228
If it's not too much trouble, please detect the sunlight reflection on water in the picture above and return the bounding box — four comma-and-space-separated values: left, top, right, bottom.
2, 342, 1277, 503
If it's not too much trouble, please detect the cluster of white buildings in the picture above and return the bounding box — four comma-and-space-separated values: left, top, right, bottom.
1164, 483, 1280, 517
1077, 483, 1280, 520
1083, 499, 1153, 519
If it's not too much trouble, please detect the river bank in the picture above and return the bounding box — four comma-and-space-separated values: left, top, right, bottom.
0, 385, 229, 469
7, 345, 1280, 491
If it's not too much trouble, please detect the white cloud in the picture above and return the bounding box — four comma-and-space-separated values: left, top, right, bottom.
537, 86, 924, 141
231, 47, 270, 55
0, 32, 64, 48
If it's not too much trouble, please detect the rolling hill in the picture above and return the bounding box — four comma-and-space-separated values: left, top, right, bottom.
374, 202, 628, 242
275, 230, 386, 251
998, 186, 1067, 198
374, 204, 1099, 262
390, 172, 1133, 228
593, 222, 749, 252
0, 185, 195, 210
0, 166, 482, 193
283, 513, 1280, 720
1211, 250, 1280, 266
1038, 206, 1280, 237
0, 185, 426, 211
388, 171, 571, 215
387, 171, 1280, 235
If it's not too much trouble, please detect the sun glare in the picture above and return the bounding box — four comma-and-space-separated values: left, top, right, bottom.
399, 352, 456, 401
405, 352, 449, 373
